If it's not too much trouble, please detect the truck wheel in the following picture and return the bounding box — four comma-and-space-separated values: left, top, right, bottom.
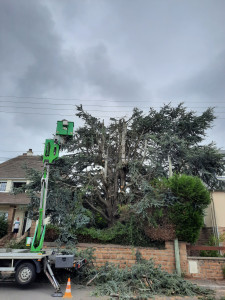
15, 262, 36, 286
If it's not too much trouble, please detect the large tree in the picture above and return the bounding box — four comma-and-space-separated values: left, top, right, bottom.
26, 103, 225, 227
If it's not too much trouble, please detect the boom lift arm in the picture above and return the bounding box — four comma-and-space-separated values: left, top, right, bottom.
29, 120, 74, 253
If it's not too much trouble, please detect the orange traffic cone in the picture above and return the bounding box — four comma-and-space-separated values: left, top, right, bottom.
63, 277, 73, 298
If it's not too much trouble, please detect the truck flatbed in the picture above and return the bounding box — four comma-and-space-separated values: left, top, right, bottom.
0, 248, 51, 260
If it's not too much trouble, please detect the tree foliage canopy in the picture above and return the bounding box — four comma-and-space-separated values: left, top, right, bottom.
25, 103, 225, 243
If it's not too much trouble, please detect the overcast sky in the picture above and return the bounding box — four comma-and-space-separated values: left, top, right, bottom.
0, 0, 225, 162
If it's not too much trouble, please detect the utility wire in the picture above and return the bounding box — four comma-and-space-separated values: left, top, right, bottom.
0, 101, 224, 110
5, 105, 225, 113
0, 110, 74, 116
0, 105, 74, 111
0, 95, 225, 103
0, 100, 220, 109
1, 104, 225, 113
0, 110, 225, 119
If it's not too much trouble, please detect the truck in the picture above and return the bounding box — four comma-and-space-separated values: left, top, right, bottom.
0, 120, 83, 297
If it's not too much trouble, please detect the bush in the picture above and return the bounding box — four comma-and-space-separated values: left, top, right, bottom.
78, 219, 164, 248
0, 214, 8, 239
167, 174, 211, 244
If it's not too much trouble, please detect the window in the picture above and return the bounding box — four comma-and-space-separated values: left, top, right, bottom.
0, 182, 7, 192
13, 182, 26, 189
0, 212, 8, 219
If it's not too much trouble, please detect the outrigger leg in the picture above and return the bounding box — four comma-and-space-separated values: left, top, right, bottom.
43, 257, 63, 297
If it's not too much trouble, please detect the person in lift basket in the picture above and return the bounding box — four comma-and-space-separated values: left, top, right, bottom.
13, 217, 20, 238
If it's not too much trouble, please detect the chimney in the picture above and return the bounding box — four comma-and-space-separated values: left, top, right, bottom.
27, 149, 33, 156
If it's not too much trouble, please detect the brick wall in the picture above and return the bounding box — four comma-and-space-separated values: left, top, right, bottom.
187, 257, 225, 280
76, 241, 188, 274
44, 241, 225, 280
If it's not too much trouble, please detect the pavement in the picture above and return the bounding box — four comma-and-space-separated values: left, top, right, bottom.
0, 279, 224, 299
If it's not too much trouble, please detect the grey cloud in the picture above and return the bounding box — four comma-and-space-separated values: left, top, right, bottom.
161, 50, 225, 102
182, 51, 225, 101
158, 50, 225, 147
1, 0, 225, 160
81, 44, 145, 100
0, 0, 147, 137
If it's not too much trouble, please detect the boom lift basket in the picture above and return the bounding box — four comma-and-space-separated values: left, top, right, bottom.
56, 120, 74, 136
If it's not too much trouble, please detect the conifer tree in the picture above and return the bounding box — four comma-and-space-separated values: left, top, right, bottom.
26, 103, 225, 228
59, 104, 224, 225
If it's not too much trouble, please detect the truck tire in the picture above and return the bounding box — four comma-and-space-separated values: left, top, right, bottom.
15, 262, 36, 286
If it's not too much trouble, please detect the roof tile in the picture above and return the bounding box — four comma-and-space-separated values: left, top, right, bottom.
0, 193, 30, 205
0, 155, 43, 179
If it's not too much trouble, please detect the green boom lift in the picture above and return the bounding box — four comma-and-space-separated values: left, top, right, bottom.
28, 120, 74, 253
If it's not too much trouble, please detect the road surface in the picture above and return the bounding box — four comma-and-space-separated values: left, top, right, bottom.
1, 279, 225, 300
0, 282, 109, 300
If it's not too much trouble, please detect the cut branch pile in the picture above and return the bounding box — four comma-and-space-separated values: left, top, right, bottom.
88, 255, 213, 300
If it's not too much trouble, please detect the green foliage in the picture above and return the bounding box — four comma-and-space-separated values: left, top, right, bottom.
94, 212, 108, 229
222, 266, 225, 279
167, 174, 211, 243
56, 195, 93, 246
6, 238, 27, 249
200, 250, 222, 258
63, 103, 224, 226
132, 178, 176, 225
168, 174, 210, 207
200, 235, 225, 257
23, 104, 225, 245
79, 219, 164, 247
0, 214, 8, 239
90, 255, 213, 299
170, 202, 204, 243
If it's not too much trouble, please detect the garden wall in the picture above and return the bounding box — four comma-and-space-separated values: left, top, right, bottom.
76, 241, 188, 274
43, 241, 225, 280
187, 257, 225, 280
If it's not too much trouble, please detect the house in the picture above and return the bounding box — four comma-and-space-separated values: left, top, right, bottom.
202, 191, 225, 246
0, 149, 42, 238
197, 150, 225, 246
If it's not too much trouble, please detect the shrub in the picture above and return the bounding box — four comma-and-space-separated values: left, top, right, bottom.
0, 214, 8, 239
167, 174, 211, 244
78, 219, 164, 248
